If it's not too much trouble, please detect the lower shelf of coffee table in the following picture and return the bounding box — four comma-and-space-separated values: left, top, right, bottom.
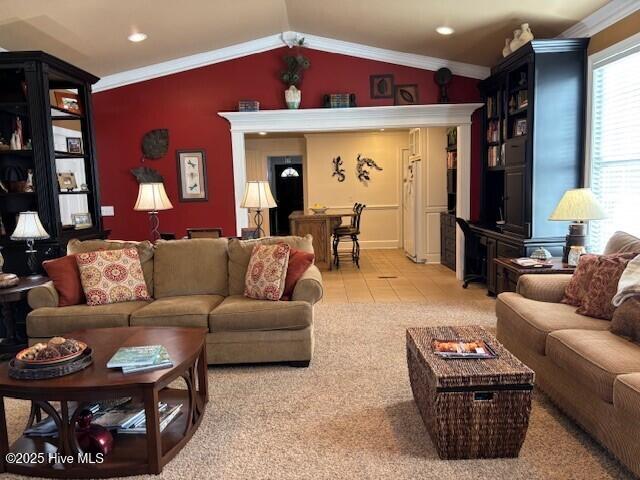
6, 388, 201, 478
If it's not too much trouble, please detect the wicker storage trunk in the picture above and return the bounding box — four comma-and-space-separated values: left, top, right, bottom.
407, 326, 534, 459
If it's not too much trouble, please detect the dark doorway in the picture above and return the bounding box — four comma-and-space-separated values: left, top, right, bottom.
269, 157, 303, 235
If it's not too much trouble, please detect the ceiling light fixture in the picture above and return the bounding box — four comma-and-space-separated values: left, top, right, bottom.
128, 32, 148, 43
436, 26, 454, 36
258, 132, 267, 136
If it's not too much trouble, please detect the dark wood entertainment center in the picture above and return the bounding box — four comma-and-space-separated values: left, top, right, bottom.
470, 38, 588, 295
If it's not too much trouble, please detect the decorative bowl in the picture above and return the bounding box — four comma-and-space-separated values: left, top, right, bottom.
310, 207, 327, 215
16, 339, 87, 367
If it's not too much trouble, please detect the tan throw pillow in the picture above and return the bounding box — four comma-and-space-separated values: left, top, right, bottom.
610, 298, 640, 342
76, 248, 151, 306
244, 243, 290, 301
577, 253, 638, 320
562, 254, 599, 306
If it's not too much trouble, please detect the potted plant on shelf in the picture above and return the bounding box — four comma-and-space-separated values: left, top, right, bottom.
280, 38, 310, 109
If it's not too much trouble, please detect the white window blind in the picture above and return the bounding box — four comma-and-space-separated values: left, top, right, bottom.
589, 47, 640, 252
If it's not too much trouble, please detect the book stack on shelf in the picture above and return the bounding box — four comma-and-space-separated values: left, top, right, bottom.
487, 146, 502, 168
107, 345, 174, 374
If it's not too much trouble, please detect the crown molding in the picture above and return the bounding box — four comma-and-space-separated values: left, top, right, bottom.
93, 34, 283, 92
94, 31, 489, 92
219, 103, 484, 133
559, 0, 640, 38
288, 31, 490, 79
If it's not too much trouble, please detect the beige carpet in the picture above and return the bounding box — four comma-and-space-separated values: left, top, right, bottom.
4, 302, 634, 479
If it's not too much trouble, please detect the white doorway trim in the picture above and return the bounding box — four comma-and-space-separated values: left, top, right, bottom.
219, 103, 482, 280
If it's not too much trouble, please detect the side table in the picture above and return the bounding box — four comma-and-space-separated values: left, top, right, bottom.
494, 257, 574, 295
0, 276, 50, 358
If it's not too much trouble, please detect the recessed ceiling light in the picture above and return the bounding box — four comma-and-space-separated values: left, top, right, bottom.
436, 26, 454, 36
379, 128, 385, 131
258, 132, 267, 136
128, 32, 148, 43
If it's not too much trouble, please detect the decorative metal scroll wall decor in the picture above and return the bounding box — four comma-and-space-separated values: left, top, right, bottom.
332, 156, 345, 182
356, 154, 383, 184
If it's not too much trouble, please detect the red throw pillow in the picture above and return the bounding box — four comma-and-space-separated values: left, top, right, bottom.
562, 254, 599, 306
42, 255, 85, 307
282, 248, 315, 300
577, 253, 638, 320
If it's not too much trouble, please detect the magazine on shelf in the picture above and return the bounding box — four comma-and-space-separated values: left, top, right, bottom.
117, 404, 183, 434
432, 340, 497, 359
25, 403, 100, 437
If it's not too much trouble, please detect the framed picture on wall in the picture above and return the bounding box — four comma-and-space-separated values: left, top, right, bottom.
176, 150, 208, 202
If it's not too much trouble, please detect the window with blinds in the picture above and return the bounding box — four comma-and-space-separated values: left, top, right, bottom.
589, 45, 640, 253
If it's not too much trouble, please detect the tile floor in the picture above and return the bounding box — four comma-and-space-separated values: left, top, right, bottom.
321, 249, 495, 310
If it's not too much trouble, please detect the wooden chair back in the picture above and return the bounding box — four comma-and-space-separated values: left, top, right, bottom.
187, 228, 223, 239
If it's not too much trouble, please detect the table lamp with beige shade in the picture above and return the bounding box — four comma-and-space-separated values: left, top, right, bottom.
549, 188, 606, 263
241, 181, 277, 238
134, 182, 173, 241
10, 211, 50, 277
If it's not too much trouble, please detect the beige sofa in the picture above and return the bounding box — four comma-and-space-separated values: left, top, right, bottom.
496, 232, 640, 476
27, 235, 323, 367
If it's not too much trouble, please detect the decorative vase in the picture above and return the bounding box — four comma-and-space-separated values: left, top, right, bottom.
510, 29, 523, 52
285, 85, 301, 109
76, 409, 113, 456
568, 245, 587, 267
519, 23, 534, 45
502, 39, 512, 57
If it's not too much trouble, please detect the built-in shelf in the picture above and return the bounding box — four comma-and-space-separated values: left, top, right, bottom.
0, 149, 32, 156
50, 105, 84, 119
509, 84, 528, 93
54, 150, 86, 159
0, 102, 28, 116
508, 106, 528, 116
58, 190, 90, 195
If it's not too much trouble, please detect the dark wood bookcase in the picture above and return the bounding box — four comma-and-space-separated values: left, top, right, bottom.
474, 38, 588, 294
0, 51, 107, 275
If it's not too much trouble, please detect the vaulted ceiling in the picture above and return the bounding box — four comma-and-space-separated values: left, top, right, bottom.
0, 0, 608, 77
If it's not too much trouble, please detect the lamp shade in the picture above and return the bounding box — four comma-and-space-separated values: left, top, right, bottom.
134, 182, 173, 212
549, 188, 606, 221
11, 211, 49, 240
240, 181, 277, 209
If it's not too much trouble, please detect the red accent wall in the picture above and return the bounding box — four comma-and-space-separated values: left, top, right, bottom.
93, 47, 482, 240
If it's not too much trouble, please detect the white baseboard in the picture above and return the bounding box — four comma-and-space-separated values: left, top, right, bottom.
424, 253, 441, 264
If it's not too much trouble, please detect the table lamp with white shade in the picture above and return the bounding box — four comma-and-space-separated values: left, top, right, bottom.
549, 188, 606, 262
134, 182, 173, 241
10, 211, 50, 277
240, 181, 277, 238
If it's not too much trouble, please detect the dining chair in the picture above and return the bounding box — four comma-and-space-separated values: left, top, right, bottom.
187, 227, 224, 239
332, 203, 366, 268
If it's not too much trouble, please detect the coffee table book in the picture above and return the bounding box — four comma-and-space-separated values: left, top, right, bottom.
0, 326, 208, 477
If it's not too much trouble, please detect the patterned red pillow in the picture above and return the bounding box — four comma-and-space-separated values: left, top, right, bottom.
562, 254, 599, 306
577, 253, 638, 320
244, 243, 291, 301
76, 248, 151, 306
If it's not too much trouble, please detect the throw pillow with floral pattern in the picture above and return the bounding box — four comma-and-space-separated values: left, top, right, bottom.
244, 243, 291, 301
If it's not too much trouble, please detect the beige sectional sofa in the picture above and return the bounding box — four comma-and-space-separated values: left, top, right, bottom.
496, 232, 640, 476
27, 235, 323, 367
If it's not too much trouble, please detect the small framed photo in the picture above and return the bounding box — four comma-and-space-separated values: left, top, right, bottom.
66, 137, 83, 154
241, 227, 258, 239
370, 74, 394, 99
71, 212, 92, 229
514, 118, 528, 136
394, 84, 419, 105
57, 172, 77, 191
177, 150, 208, 202
54, 91, 82, 115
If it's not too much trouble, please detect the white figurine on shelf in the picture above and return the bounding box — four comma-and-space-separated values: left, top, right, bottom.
502, 39, 512, 57
510, 28, 523, 52
25, 169, 34, 192
519, 23, 534, 45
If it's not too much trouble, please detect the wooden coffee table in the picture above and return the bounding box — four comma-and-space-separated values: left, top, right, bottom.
407, 326, 534, 459
0, 326, 208, 478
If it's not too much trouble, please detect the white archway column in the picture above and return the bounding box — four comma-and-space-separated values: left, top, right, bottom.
456, 124, 472, 281
230, 130, 249, 234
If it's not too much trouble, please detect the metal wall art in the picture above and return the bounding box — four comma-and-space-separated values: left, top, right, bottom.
131, 166, 164, 183
332, 156, 345, 182
141, 129, 169, 161
356, 154, 383, 184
